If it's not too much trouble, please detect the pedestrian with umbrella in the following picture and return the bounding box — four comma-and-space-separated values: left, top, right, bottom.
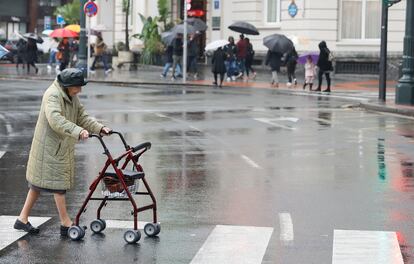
16, 38, 26, 70
171, 33, 184, 80
297, 52, 319, 90
263, 34, 294, 88
57, 38, 70, 72
285, 47, 298, 87
188, 33, 199, 79
160, 31, 182, 78
236, 34, 248, 80
25, 38, 39, 74
315, 41, 333, 92
205, 40, 228, 87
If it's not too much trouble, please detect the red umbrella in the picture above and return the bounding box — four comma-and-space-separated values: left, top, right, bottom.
50, 28, 79, 38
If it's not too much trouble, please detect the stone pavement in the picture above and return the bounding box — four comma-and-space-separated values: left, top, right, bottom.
0, 62, 412, 117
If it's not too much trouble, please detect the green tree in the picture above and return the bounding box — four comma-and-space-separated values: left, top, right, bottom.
54, 0, 81, 25
122, 0, 131, 51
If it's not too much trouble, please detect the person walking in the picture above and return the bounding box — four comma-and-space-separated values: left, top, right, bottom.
315, 41, 333, 92
25, 38, 39, 74
245, 38, 256, 80
236, 34, 247, 80
47, 38, 59, 72
303, 55, 316, 90
16, 39, 26, 70
171, 33, 183, 80
160, 45, 182, 78
223, 36, 238, 81
13, 68, 111, 236
57, 38, 70, 72
265, 50, 282, 88
286, 47, 298, 87
211, 47, 227, 88
90, 35, 111, 74
188, 34, 199, 80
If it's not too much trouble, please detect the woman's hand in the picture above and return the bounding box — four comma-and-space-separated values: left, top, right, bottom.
100, 127, 112, 136
79, 129, 89, 140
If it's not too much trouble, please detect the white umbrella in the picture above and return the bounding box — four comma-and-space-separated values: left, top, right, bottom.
205, 40, 229, 51
42, 29, 53, 36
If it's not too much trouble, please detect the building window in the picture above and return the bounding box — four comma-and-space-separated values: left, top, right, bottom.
341, 0, 380, 40
266, 0, 280, 23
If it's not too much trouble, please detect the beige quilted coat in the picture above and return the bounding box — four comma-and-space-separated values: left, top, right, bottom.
26, 80, 104, 190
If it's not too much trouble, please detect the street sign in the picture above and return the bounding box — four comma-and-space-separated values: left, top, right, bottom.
56, 15, 65, 25
44, 16, 51, 30
288, 1, 298, 18
84, 1, 98, 17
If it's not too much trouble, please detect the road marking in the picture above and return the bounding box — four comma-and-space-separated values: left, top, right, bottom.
0, 151, 5, 160
254, 118, 296, 130
104, 220, 152, 229
332, 229, 403, 264
190, 225, 273, 264
0, 215, 51, 251
279, 213, 294, 243
241, 155, 262, 169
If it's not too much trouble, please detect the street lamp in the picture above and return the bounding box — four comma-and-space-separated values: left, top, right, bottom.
396, 0, 414, 105
379, 0, 401, 102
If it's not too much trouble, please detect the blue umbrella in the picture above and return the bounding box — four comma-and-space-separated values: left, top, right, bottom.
0, 44, 9, 59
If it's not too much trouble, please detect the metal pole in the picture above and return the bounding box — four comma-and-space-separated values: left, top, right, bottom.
396, 0, 414, 105
183, 1, 188, 83
379, 1, 388, 102
77, 0, 88, 75
87, 16, 91, 78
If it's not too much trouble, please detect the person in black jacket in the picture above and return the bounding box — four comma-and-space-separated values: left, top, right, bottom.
265, 50, 282, 88
212, 47, 227, 88
315, 41, 333, 92
16, 39, 26, 70
25, 39, 38, 74
172, 33, 183, 80
188, 34, 199, 79
245, 38, 256, 79
160, 45, 182, 78
286, 47, 298, 87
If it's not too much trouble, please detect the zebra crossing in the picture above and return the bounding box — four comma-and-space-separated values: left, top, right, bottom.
0, 215, 404, 263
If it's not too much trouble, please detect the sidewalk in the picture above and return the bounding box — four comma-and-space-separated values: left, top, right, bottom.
0, 62, 412, 117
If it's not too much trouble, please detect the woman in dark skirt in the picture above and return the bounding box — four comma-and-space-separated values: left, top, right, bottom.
212, 47, 227, 88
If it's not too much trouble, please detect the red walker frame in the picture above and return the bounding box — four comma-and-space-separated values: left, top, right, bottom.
70, 131, 158, 242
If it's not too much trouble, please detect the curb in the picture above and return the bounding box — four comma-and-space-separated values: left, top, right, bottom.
359, 102, 414, 117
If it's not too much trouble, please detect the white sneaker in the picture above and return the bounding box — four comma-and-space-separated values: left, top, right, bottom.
226, 77, 231, 82
105, 69, 112, 74
236, 72, 243, 79
89, 69, 96, 74
47, 65, 52, 70
231, 76, 236, 81
287, 82, 292, 88
55, 65, 59, 71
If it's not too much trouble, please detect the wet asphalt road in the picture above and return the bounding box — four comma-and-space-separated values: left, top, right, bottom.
1, 79, 414, 263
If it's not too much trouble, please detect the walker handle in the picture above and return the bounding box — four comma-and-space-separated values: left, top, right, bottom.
108, 130, 130, 150
89, 134, 109, 154
131, 142, 151, 153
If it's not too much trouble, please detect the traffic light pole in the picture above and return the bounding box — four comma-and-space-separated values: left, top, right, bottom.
77, 0, 88, 75
379, 1, 388, 102
183, 1, 188, 83
396, 0, 414, 105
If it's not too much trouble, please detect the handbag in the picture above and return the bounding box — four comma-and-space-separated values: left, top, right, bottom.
56, 51, 63, 61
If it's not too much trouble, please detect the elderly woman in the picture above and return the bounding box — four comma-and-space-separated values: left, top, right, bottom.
14, 68, 111, 236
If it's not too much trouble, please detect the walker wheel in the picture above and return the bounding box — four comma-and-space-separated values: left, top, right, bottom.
144, 223, 160, 237
68, 226, 84, 241
90, 219, 106, 234
124, 229, 141, 244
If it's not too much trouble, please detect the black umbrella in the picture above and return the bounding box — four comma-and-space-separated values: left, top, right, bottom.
263, 34, 294, 54
23, 33, 43, 44
161, 31, 175, 46
228, 21, 259, 35
188, 18, 207, 32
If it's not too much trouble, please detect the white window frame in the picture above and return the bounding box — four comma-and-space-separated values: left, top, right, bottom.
264, 0, 281, 26
339, 0, 381, 41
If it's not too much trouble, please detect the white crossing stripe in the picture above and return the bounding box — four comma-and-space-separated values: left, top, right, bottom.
332, 229, 403, 264
254, 118, 296, 130
0, 215, 51, 251
279, 213, 294, 243
104, 220, 151, 229
190, 225, 273, 264
0, 151, 5, 159
240, 155, 262, 169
